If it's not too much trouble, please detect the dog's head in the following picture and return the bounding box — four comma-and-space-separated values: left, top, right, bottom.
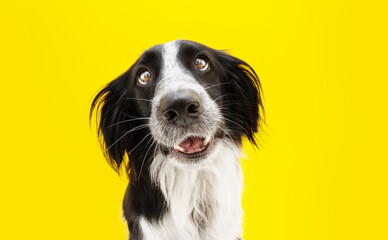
90, 40, 264, 182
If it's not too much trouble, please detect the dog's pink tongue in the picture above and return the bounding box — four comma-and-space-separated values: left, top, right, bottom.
179, 137, 203, 153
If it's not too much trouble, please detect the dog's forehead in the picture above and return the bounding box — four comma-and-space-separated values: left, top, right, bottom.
161, 40, 206, 78
162, 40, 207, 59
137, 40, 208, 69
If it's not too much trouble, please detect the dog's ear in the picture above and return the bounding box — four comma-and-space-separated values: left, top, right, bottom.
215, 51, 264, 146
90, 71, 137, 174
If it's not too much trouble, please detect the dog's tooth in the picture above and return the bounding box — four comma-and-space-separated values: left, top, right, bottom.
174, 145, 185, 152
203, 136, 211, 146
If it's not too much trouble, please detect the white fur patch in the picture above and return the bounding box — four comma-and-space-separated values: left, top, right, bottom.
140, 140, 243, 240
140, 40, 244, 240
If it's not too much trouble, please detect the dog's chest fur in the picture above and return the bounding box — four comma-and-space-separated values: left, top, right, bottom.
139, 141, 243, 240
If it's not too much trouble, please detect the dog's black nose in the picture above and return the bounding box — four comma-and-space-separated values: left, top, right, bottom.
160, 90, 201, 127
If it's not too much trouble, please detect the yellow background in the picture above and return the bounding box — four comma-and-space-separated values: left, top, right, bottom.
1, 0, 387, 239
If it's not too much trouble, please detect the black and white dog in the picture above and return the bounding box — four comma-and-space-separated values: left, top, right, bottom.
90, 40, 264, 240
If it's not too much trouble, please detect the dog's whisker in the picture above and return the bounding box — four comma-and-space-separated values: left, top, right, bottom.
138, 138, 156, 180
216, 125, 238, 146
203, 82, 230, 90
107, 118, 150, 128
124, 97, 153, 102
212, 94, 231, 102
121, 113, 152, 119
218, 102, 258, 107
218, 116, 249, 134
103, 125, 149, 153
153, 142, 159, 160
126, 132, 152, 156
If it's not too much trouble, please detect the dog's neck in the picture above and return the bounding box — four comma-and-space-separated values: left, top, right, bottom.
140, 139, 244, 240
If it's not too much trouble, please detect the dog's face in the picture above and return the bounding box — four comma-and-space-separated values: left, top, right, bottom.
91, 40, 263, 180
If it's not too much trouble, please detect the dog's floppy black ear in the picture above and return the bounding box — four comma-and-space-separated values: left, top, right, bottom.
215, 51, 264, 146
90, 71, 136, 174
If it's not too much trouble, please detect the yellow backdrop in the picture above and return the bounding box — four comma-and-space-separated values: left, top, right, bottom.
1, 0, 387, 239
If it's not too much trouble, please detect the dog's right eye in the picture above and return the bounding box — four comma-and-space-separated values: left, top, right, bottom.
195, 58, 209, 71
138, 70, 151, 85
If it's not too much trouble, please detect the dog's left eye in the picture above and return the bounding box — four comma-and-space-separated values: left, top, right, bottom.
195, 58, 209, 71
138, 70, 151, 85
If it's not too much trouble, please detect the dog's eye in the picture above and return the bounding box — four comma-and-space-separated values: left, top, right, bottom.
195, 58, 209, 71
138, 70, 151, 85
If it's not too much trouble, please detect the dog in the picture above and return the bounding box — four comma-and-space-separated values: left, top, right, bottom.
90, 40, 264, 240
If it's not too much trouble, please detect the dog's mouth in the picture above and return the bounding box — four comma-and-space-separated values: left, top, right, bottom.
173, 136, 212, 159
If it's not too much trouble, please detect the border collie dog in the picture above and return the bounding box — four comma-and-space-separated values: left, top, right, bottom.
90, 40, 264, 240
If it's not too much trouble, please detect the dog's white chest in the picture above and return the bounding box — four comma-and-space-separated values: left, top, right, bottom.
140, 141, 244, 240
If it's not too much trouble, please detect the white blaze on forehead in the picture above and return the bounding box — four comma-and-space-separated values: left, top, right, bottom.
159, 40, 194, 88
161, 40, 181, 79
162, 40, 182, 80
